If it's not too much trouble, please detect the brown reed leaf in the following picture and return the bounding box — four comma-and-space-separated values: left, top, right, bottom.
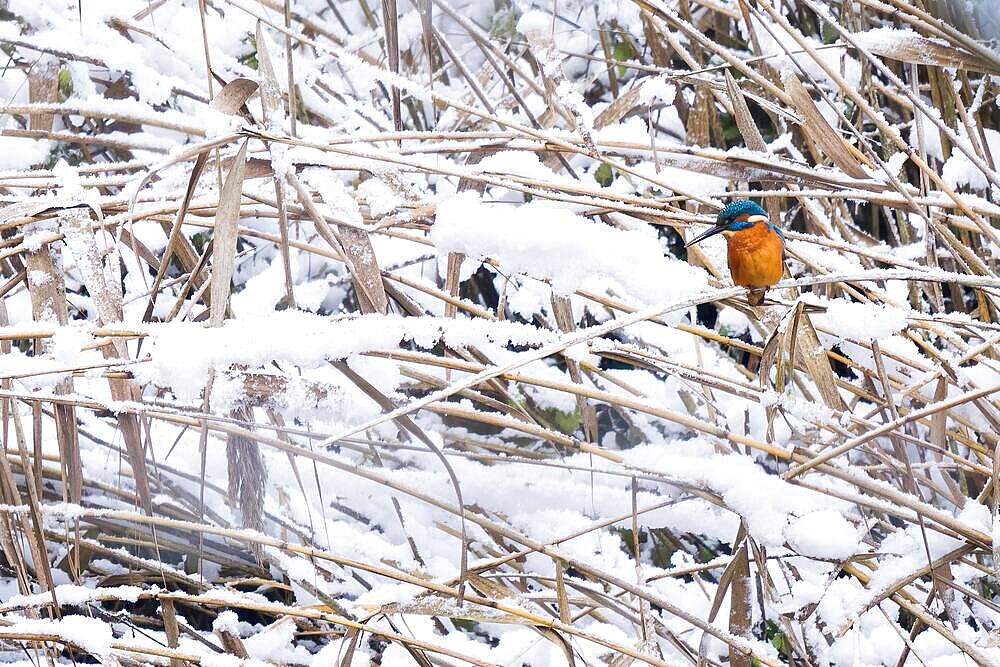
782, 70, 869, 179
209, 139, 249, 327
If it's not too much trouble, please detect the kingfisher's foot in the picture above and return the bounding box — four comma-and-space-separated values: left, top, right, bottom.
747, 288, 767, 306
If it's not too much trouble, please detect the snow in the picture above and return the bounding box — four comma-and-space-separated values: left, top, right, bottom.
1, 584, 144, 611
211, 610, 242, 635
432, 191, 708, 307
476, 150, 571, 184
0, 133, 51, 170
133, 311, 555, 400
0, 348, 73, 389
356, 177, 402, 216
637, 76, 676, 106
812, 299, 909, 342
943, 127, 1000, 190
748, 16, 861, 90
0, 615, 113, 655
0, 1, 994, 664
515, 10, 551, 42
851, 27, 942, 53
649, 163, 728, 196
624, 445, 858, 554
785, 510, 859, 559
244, 619, 312, 664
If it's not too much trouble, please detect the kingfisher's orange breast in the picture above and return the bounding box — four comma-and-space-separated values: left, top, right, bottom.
725, 222, 784, 288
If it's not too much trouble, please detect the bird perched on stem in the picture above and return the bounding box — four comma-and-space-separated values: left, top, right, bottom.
685, 200, 784, 306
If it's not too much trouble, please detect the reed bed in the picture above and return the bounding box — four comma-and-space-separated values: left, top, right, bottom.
0, 0, 999, 664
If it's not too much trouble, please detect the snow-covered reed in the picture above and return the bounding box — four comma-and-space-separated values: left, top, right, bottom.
0, 0, 999, 664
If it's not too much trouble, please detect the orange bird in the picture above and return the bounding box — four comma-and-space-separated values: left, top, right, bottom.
685, 200, 784, 306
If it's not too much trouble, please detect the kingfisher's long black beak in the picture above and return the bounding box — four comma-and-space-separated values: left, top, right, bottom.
685, 223, 727, 248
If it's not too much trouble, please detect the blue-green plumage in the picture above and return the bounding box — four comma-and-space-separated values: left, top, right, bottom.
718, 199, 766, 222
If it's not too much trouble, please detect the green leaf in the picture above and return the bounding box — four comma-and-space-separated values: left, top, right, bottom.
541, 406, 581, 435
649, 532, 675, 569
719, 112, 741, 144
57, 68, 72, 99
239, 33, 259, 70
452, 618, 478, 632
612, 37, 634, 77
820, 21, 838, 45
491, 7, 518, 40
765, 620, 788, 654
192, 230, 212, 255
45, 142, 81, 169
594, 162, 614, 187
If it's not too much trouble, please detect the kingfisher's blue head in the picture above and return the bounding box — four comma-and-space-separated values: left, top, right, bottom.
685, 199, 769, 247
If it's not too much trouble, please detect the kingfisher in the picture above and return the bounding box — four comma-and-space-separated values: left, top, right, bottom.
685, 200, 784, 306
